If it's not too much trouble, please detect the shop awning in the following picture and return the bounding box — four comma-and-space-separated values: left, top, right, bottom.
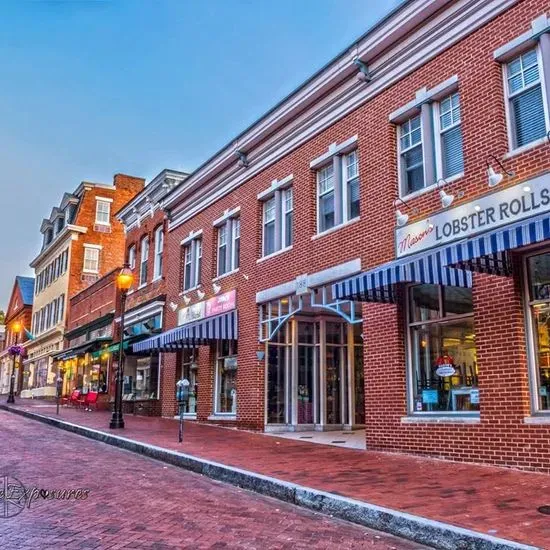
332, 247, 472, 303
441, 212, 550, 276
132, 310, 238, 353
52, 337, 112, 361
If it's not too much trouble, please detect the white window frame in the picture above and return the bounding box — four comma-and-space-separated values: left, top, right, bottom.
262, 197, 277, 257
215, 215, 240, 278
139, 236, 149, 287
503, 46, 550, 153
232, 217, 240, 271
95, 199, 111, 226
342, 150, 360, 222
282, 188, 293, 249
83, 245, 100, 274
433, 92, 465, 181
128, 245, 136, 270
214, 340, 238, 415
182, 237, 202, 291
217, 223, 228, 277
398, 114, 425, 197
316, 163, 336, 234
153, 226, 163, 281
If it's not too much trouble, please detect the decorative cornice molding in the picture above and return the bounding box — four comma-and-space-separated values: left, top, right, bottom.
166, 0, 518, 231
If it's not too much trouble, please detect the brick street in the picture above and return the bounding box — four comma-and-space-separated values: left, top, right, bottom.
0, 411, 427, 549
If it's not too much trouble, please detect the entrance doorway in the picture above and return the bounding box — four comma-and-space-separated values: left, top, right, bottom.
264, 301, 364, 431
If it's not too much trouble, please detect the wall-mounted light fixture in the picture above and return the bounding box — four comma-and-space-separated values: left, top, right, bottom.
256, 350, 265, 361
436, 179, 454, 209
235, 150, 249, 168
213, 283, 222, 295
394, 198, 416, 227
169, 302, 178, 312
183, 295, 191, 306
197, 289, 205, 300
486, 154, 514, 188
353, 58, 371, 83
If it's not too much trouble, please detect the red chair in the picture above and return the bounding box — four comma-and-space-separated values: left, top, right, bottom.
79, 391, 99, 411
62, 390, 80, 407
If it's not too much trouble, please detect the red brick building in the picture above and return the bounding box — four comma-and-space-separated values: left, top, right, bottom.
23, 173, 144, 398
134, 0, 550, 472
0, 277, 34, 395
116, 169, 188, 416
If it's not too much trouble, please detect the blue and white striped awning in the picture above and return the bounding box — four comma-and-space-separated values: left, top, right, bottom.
332, 247, 472, 303
132, 334, 162, 354
132, 310, 238, 353
442, 212, 550, 276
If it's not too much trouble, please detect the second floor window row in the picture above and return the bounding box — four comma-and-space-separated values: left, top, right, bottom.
35, 249, 69, 296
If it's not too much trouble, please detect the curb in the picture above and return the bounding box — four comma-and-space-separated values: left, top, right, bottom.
0, 404, 539, 550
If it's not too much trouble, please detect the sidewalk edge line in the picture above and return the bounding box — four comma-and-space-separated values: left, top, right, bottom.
1, 405, 540, 550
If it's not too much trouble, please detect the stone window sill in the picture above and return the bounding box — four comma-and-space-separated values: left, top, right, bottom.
523, 416, 550, 424
208, 414, 236, 421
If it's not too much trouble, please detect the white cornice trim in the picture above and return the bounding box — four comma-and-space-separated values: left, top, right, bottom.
167, 0, 518, 231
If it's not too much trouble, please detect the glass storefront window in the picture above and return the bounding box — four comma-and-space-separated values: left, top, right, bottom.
408, 284, 478, 413
123, 355, 159, 400
353, 323, 365, 425
526, 252, 550, 411
297, 321, 319, 424
215, 341, 238, 414
176, 349, 198, 414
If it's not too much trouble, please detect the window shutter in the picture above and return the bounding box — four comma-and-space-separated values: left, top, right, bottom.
442, 125, 464, 178
512, 85, 546, 147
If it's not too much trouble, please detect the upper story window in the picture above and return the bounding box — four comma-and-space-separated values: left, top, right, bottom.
258, 176, 293, 257
317, 164, 335, 233
128, 244, 136, 270
95, 199, 111, 225
83, 246, 100, 273
311, 138, 360, 235
181, 235, 202, 291
153, 226, 163, 280
436, 92, 464, 179
214, 210, 240, 277
139, 236, 149, 286
392, 77, 465, 198
505, 48, 548, 149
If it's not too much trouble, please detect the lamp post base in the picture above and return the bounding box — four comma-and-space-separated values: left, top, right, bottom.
109, 411, 125, 429
7, 395, 14, 404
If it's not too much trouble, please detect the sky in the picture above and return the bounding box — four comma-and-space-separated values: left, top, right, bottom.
0, 0, 401, 309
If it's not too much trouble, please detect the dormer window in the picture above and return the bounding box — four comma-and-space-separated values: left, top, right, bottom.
56, 217, 64, 234
44, 229, 53, 246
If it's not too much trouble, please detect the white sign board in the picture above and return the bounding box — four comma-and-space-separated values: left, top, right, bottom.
395, 173, 550, 258
178, 301, 205, 326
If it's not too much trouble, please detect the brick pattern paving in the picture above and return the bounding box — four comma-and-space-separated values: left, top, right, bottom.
7, 401, 550, 547
0, 410, 426, 549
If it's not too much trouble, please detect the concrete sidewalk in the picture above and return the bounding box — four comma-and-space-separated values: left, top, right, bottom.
2, 400, 549, 549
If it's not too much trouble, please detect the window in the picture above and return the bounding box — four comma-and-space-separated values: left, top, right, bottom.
506, 49, 548, 149
407, 284, 478, 414
153, 226, 163, 280
437, 92, 464, 179
176, 349, 198, 414
215, 341, 238, 414
83, 247, 100, 273
525, 251, 550, 412
263, 197, 276, 256
58, 294, 65, 324
216, 217, 240, 276
317, 164, 335, 232
232, 218, 240, 270
122, 355, 159, 400
181, 237, 202, 291
95, 200, 111, 225
139, 237, 149, 286
400, 115, 424, 195
344, 151, 360, 221
128, 245, 136, 270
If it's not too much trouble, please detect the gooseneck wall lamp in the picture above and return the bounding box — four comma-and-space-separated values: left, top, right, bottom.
486, 154, 514, 188
394, 197, 413, 227
436, 179, 454, 209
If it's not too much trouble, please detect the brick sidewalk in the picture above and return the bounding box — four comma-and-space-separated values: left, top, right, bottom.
5, 400, 550, 548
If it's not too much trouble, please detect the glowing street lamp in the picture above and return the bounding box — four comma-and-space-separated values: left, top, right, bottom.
7, 321, 23, 404
109, 265, 134, 429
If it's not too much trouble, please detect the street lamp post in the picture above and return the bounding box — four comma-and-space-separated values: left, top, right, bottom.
109, 265, 134, 430
7, 321, 22, 404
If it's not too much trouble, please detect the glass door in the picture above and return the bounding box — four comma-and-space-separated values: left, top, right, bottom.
296, 321, 318, 425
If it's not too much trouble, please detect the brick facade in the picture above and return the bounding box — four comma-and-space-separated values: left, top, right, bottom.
148, 0, 550, 471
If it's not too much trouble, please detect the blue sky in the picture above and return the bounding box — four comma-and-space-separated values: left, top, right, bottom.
0, 0, 400, 309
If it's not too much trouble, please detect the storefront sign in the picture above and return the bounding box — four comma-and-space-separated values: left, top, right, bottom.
436, 365, 456, 377
205, 290, 237, 317
178, 290, 236, 326
178, 302, 206, 326
395, 173, 550, 257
